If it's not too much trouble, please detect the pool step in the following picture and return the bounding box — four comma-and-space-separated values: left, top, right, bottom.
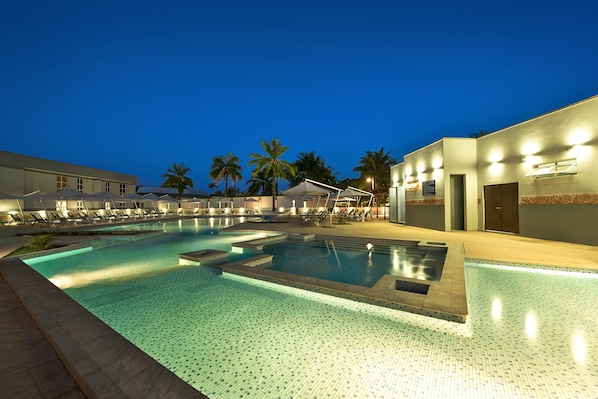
84, 237, 136, 250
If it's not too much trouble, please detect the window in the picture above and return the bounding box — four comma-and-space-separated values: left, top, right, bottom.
76, 201, 84, 211
56, 176, 67, 190
105, 182, 110, 192
77, 178, 83, 192
120, 183, 126, 196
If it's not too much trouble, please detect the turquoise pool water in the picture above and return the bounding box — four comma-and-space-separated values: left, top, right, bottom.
25, 219, 598, 398
262, 239, 445, 287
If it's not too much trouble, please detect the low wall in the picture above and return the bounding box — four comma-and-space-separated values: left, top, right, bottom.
405, 202, 445, 231
519, 204, 598, 246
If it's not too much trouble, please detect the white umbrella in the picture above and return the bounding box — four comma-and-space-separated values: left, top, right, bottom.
25, 188, 94, 213
121, 192, 144, 209
159, 194, 179, 212
282, 181, 331, 197
90, 191, 123, 211
341, 186, 374, 207
0, 192, 25, 218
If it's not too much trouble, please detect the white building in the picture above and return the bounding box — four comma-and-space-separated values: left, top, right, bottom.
389, 94, 598, 246
0, 150, 138, 212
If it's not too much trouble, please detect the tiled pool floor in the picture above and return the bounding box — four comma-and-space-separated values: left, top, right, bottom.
1, 218, 597, 398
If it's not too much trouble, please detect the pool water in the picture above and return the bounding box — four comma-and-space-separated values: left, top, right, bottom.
262, 239, 445, 287
25, 219, 598, 398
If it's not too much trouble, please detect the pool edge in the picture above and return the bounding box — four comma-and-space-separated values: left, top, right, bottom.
0, 256, 207, 399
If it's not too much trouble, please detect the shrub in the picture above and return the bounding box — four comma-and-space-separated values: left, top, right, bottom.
29, 234, 55, 251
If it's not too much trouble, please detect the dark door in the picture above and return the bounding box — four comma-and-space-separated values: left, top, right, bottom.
450, 175, 465, 230
484, 183, 519, 234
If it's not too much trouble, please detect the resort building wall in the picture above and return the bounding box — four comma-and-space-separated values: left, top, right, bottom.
389, 94, 598, 246
0, 150, 138, 211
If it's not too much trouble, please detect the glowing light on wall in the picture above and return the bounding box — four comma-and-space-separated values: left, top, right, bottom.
488, 150, 503, 164
521, 142, 540, 157
525, 311, 538, 339
522, 155, 540, 165
432, 157, 443, 170
568, 128, 590, 147
568, 144, 589, 159
489, 161, 504, 174
491, 298, 502, 321
572, 332, 587, 364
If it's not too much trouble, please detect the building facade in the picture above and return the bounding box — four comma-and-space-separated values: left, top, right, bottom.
389, 95, 598, 246
0, 150, 138, 211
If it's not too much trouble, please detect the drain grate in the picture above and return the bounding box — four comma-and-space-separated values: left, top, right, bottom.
393, 280, 430, 295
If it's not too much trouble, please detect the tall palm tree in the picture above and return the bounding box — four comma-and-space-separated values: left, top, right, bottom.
248, 138, 297, 210
353, 148, 397, 213
161, 162, 194, 201
290, 151, 338, 187
209, 152, 242, 198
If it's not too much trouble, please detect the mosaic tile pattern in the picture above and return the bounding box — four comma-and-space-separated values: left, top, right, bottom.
521, 193, 598, 205
28, 220, 598, 398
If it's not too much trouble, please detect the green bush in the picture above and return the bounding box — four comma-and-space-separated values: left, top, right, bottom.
29, 234, 55, 251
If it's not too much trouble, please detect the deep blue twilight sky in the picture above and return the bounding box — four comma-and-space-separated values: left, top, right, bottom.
2, 0, 598, 190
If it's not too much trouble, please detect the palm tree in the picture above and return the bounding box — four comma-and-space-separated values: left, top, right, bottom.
207, 181, 218, 193
161, 162, 194, 201
209, 152, 242, 198
248, 138, 297, 210
290, 151, 338, 187
353, 148, 397, 213
245, 168, 272, 196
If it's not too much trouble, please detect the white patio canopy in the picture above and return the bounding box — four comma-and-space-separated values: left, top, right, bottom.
282, 179, 342, 209
339, 186, 374, 208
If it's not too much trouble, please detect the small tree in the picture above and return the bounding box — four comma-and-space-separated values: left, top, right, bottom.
29, 234, 54, 251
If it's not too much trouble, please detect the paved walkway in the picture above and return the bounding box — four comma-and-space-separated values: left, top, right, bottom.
1, 218, 597, 398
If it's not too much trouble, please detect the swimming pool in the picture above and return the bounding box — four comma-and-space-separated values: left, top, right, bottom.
261, 238, 445, 287
24, 219, 598, 398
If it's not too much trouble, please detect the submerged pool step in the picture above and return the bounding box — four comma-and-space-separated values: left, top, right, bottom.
291, 239, 424, 256
85, 237, 137, 250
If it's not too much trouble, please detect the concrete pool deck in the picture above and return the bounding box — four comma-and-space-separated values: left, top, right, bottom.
1, 217, 597, 398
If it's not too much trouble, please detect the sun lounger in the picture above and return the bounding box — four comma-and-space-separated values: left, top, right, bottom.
10, 214, 26, 225
66, 212, 84, 225
31, 213, 50, 225
302, 210, 329, 225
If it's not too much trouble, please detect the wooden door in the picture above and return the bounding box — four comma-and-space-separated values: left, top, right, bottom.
484, 183, 519, 234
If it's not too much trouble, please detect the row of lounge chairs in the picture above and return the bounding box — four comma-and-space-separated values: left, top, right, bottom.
336, 208, 372, 222
0, 209, 181, 227
300, 209, 330, 225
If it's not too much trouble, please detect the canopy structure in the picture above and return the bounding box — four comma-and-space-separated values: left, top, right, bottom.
159, 194, 179, 210
0, 192, 25, 217
89, 191, 124, 211
25, 188, 95, 212
283, 179, 342, 225
281, 181, 332, 197
159, 194, 178, 202
339, 186, 374, 208
182, 197, 207, 208
120, 192, 144, 209
142, 193, 161, 210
